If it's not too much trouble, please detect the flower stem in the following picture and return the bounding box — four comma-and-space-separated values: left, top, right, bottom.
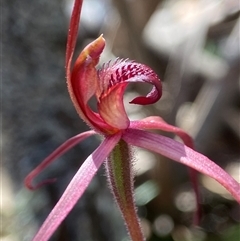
106, 139, 145, 241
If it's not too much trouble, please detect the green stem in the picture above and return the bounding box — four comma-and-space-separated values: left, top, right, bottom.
105, 139, 145, 241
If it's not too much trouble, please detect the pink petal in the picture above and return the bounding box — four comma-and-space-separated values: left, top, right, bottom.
32, 132, 122, 241
130, 116, 201, 222
123, 129, 240, 203
25, 130, 96, 190
130, 116, 193, 147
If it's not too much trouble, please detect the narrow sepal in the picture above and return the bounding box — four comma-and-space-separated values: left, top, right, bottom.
31, 133, 122, 241
123, 129, 240, 203
130, 116, 201, 223
25, 130, 96, 190
130, 116, 193, 147
65, 0, 83, 68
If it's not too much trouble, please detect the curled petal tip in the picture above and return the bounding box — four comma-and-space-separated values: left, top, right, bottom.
73, 35, 105, 70
98, 60, 162, 105
85, 35, 105, 59
95, 60, 162, 130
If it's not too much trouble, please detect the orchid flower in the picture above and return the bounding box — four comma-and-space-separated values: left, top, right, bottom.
25, 0, 240, 240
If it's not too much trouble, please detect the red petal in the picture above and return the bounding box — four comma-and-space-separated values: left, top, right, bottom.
68, 35, 114, 133
65, 0, 113, 133
96, 59, 162, 129
31, 133, 122, 241
130, 116, 194, 147
98, 59, 162, 105
65, 0, 82, 69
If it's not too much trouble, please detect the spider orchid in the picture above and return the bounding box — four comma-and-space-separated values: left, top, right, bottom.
25, 0, 240, 240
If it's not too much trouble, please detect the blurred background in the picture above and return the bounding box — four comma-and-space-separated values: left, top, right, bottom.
2, 0, 240, 240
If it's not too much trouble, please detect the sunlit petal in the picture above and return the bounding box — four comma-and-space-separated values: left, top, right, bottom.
32, 132, 122, 241
123, 129, 240, 203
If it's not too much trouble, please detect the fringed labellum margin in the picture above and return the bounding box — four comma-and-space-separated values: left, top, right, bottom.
67, 36, 162, 134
